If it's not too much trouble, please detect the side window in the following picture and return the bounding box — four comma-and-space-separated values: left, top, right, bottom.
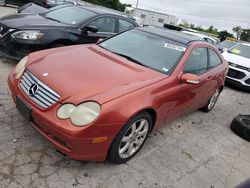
118, 19, 135, 32
209, 49, 222, 68
87, 17, 116, 33
205, 38, 214, 44
184, 48, 208, 75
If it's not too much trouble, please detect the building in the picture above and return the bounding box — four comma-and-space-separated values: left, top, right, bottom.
125, 7, 179, 27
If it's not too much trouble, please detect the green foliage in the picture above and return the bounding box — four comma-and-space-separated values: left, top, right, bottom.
179, 20, 220, 35
232, 26, 242, 40
178, 20, 239, 41
82, 0, 129, 12
240, 29, 250, 42
219, 30, 234, 41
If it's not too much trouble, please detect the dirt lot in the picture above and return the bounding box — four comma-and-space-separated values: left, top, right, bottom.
0, 6, 250, 188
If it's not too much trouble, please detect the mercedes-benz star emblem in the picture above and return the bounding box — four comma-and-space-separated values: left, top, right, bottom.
29, 84, 39, 96
43, 73, 48, 77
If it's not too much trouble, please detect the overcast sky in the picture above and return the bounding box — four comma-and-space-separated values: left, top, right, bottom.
120, 0, 250, 32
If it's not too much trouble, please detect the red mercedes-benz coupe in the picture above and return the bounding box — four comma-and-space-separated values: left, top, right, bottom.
8, 27, 228, 163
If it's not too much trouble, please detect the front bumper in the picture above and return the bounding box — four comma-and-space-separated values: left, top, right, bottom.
0, 35, 47, 60
8, 72, 122, 161
226, 66, 250, 91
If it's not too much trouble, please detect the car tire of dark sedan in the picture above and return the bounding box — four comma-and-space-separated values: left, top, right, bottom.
201, 89, 221, 112
0, 0, 6, 6
230, 115, 250, 142
108, 112, 152, 164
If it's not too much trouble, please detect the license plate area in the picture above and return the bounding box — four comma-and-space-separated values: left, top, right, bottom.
16, 96, 31, 121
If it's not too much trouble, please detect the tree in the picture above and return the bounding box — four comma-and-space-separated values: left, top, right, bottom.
232, 26, 242, 40
179, 20, 190, 28
207, 25, 214, 33
240, 29, 250, 42
219, 30, 234, 41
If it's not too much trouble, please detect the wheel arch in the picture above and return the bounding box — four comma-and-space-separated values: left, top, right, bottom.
126, 107, 158, 132
49, 39, 74, 48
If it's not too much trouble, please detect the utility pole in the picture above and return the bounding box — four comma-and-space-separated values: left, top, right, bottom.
136, 0, 139, 8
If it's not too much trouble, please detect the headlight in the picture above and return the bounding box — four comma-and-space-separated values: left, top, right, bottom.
15, 56, 28, 79
57, 102, 101, 126
11, 31, 44, 40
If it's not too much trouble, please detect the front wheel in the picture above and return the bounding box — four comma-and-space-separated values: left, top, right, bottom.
108, 112, 152, 164
0, 0, 6, 6
201, 89, 221, 112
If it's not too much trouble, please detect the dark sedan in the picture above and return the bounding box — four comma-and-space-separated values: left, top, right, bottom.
0, 0, 71, 7
0, 5, 138, 60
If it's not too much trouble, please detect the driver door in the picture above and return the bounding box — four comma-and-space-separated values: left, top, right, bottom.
80, 16, 117, 44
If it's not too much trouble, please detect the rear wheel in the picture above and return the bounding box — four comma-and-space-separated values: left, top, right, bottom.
108, 112, 152, 164
0, 0, 6, 6
201, 89, 221, 112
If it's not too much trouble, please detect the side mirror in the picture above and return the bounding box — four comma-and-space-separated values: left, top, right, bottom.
181, 73, 200, 84
84, 25, 98, 33
97, 38, 104, 43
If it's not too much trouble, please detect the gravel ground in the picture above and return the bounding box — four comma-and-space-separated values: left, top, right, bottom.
0, 6, 250, 188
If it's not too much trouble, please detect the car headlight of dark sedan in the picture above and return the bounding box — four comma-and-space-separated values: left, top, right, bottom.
57, 102, 101, 126
11, 30, 44, 40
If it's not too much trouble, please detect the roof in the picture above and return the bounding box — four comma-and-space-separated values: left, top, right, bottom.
239, 42, 250, 47
137, 27, 201, 45
79, 4, 124, 15
181, 31, 217, 42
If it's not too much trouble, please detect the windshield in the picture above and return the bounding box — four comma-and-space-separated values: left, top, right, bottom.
42, 7, 96, 25
98, 29, 186, 75
220, 41, 237, 49
228, 44, 250, 59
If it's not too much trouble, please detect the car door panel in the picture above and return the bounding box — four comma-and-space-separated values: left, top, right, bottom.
80, 16, 117, 44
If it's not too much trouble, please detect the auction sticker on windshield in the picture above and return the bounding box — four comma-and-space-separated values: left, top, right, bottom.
164, 43, 186, 52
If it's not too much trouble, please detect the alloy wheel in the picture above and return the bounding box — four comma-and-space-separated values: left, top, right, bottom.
119, 119, 149, 159
208, 89, 220, 110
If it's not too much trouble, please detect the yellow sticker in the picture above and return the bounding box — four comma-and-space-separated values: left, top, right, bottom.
231, 48, 241, 54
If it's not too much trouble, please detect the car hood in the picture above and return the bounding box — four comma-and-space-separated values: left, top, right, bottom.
223, 51, 250, 68
0, 13, 68, 29
27, 45, 166, 105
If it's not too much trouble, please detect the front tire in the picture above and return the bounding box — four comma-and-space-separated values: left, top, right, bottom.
108, 112, 152, 164
0, 0, 6, 6
201, 89, 221, 112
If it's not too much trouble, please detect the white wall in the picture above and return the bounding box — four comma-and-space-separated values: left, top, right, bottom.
125, 8, 178, 27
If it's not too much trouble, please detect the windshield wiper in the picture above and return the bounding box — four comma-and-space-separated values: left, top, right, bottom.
112, 52, 149, 68
44, 16, 62, 23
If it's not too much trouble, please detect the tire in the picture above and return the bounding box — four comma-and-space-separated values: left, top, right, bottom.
230, 115, 250, 142
108, 112, 152, 164
201, 88, 221, 112
0, 0, 6, 6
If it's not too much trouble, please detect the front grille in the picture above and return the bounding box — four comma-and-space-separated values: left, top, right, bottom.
0, 24, 11, 37
227, 68, 246, 79
245, 78, 250, 85
19, 70, 60, 108
228, 62, 250, 72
